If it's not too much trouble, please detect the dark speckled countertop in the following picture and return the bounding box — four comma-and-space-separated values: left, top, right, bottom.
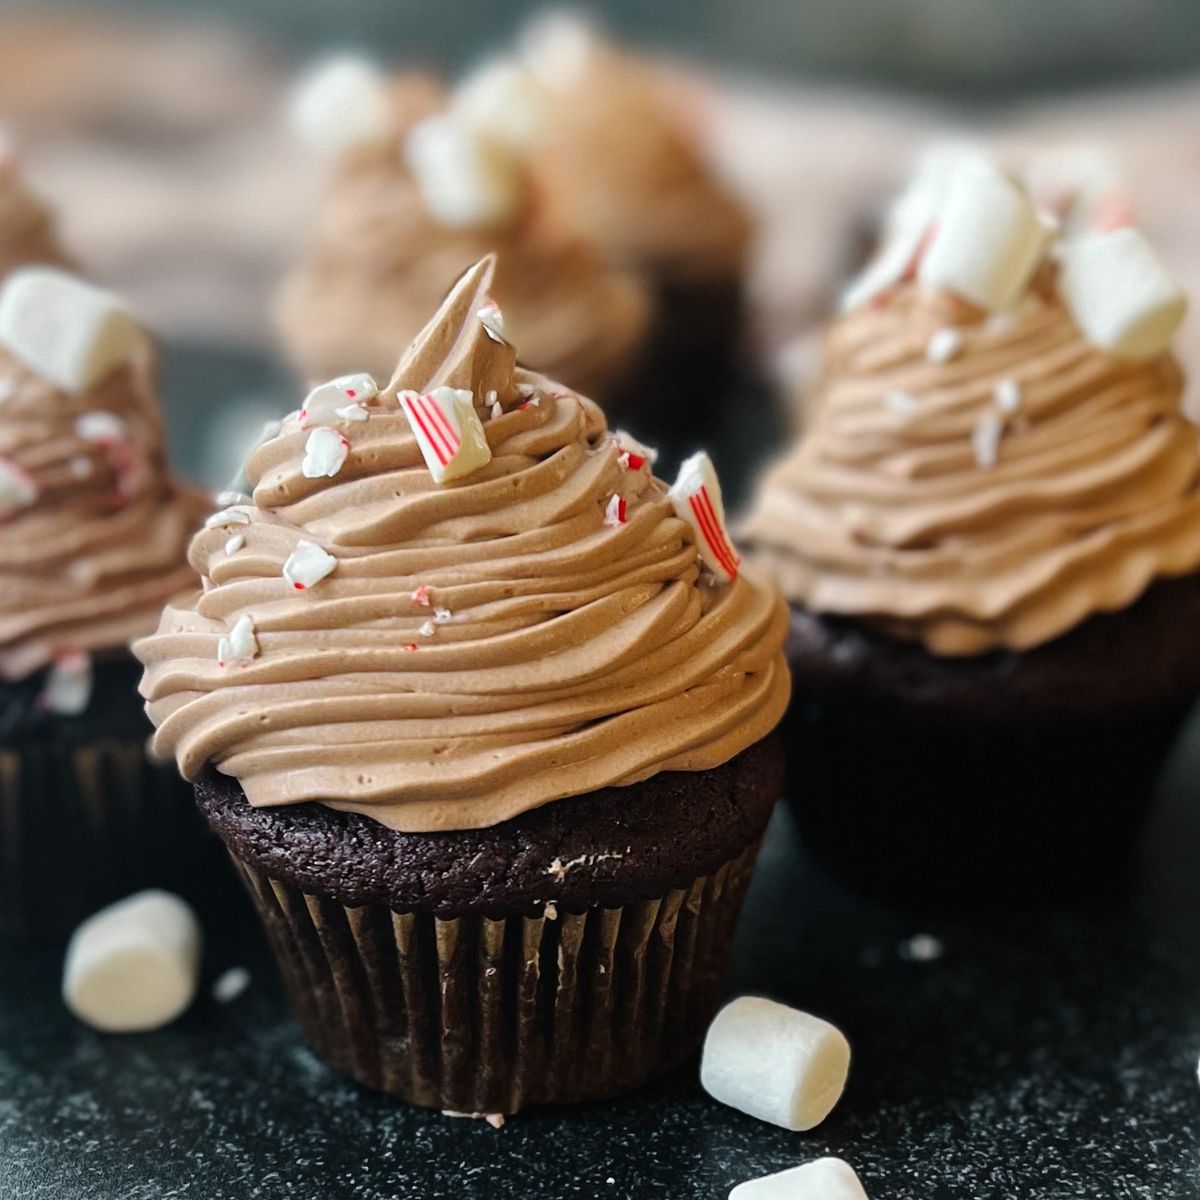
2, 344, 1200, 1199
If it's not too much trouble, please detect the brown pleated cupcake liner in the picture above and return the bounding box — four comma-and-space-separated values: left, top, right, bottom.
0, 735, 217, 938
233, 839, 762, 1114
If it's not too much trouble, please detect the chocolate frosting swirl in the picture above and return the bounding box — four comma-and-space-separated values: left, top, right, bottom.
744, 284, 1200, 655
0, 347, 207, 679
141, 258, 789, 831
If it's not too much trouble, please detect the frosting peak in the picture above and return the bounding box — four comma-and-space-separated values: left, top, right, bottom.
140, 260, 789, 831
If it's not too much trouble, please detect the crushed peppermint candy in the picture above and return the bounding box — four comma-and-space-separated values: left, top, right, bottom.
476, 302, 506, 342
490, 400, 503, 420
224, 533, 245, 556
412, 585, 432, 606
205, 507, 250, 530
993, 378, 1022, 413
75, 411, 127, 443
517, 383, 536, 399
885, 390, 919, 413
603, 494, 627, 526
300, 373, 378, 428
302, 427, 350, 479
433, 607, 452, 624
217, 614, 258, 666
613, 430, 658, 466
419, 619, 435, 637
926, 327, 964, 364
335, 402, 369, 422
398, 386, 491, 483
972, 412, 1005, 469
216, 490, 250, 507
0, 458, 38, 515
484, 389, 497, 407
39, 651, 92, 715
517, 396, 540, 411
404, 642, 419, 652
283, 540, 337, 590
668, 451, 740, 583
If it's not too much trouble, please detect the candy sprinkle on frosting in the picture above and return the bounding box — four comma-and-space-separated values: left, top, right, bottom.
301, 427, 350, 479
283, 540, 337, 590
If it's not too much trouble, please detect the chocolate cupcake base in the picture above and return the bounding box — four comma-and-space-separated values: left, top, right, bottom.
196, 737, 782, 1111
783, 577, 1200, 907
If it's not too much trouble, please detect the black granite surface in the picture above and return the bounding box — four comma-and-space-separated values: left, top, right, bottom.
3, 343, 1200, 1198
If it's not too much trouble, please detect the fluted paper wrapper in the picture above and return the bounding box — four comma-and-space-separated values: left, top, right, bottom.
234, 840, 761, 1113
0, 736, 211, 937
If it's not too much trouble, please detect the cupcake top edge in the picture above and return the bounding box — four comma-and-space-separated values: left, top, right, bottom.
744, 150, 1200, 657
137, 255, 790, 832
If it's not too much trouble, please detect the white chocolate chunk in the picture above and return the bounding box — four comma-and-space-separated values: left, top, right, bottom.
302, 426, 350, 479
730, 1158, 869, 1200
700, 996, 851, 1131
398, 386, 492, 483
217, 614, 258, 666
453, 57, 550, 152
0, 268, 144, 392
63, 890, 202, 1033
300, 372, 378, 428
918, 157, 1050, 310
283, 539, 337, 590
1059, 227, 1186, 361
0, 457, 37, 515
289, 54, 392, 155
405, 114, 524, 229
668, 451, 740, 583
40, 651, 92, 715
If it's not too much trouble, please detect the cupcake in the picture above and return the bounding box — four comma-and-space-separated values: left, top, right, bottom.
0, 139, 72, 278
0, 268, 210, 936
138, 256, 789, 1113
512, 13, 753, 438
742, 155, 1200, 904
275, 57, 651, 412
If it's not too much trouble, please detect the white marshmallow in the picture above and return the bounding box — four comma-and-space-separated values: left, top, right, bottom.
63, 890, 202, 1033
302, 426, 350, 479
730, 1158, 869, 1200
405, 115, 524, 229
700, 996, 851, 1131
453, 57, 550, 152
1059, 227, 1186, 361
1026, 145, 1126, 235
668, 451, 740, 583
283, 539, 337, 591
398, 387, 492, 483
519, 9, 601, 90
918, 158, 1049, 310
0, 269, 144, 392
300, 372, 378, 428
289, 54, 392, 156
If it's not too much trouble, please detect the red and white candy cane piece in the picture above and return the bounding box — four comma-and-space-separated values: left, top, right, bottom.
668, 451, 740, 583
282, 540, 337, 591
300, 373, 378, 428
301, 427, 350, 479
39, 650, 92, 715
0, 457, 38, 517
613, 429, 657, 471
398, 386, 492, 483
217, 614, 258, 667
603, 494, 627, 526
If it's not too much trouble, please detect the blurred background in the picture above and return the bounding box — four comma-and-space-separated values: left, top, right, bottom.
6, 0, 1200, 487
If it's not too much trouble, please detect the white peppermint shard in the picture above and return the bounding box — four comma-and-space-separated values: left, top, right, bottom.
217, 614, 259, 666
918, 157, 1050, 311
283, 540, 337, 590
75, 411, 127, 443
289, 54, 392, 156
302, 426, 350, 479
1059, 227, 1186, 361
613, 429, 658, 466
40, 651, 92, 715
0, 268, 145, 392
205, 507, 250, 530
398, 387, 492, 483
300, 372, 378, 428
0, 458, 37, 516
405, 114, 524, 229
730, 1158, 870, 1200
668, 451, 740, 583
476, 301, 506, 342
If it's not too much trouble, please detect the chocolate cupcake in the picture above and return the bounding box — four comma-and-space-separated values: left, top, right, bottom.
743, 156, 1200, 905
138, 256, 789, 1113
275, 58, 651, 411
0, 268, 210, 936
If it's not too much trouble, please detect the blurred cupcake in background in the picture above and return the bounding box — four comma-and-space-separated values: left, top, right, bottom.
743, 153, 1200, 905
139, 256, 789, 1114
275, 54, 652, 412
0, 268, 211, 936
0, 131, 73, 278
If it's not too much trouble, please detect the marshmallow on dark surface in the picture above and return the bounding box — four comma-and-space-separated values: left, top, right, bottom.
729, 1157, 870, 1200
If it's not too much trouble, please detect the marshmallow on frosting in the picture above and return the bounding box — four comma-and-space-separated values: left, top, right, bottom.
289, 54, 393, 156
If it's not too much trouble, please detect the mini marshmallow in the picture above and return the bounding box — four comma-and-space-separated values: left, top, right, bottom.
217, 614, 258, 666
1059, 227, 1186, 361
302, 426, 350, 479
918, 157, 1049, 311
668, 451, 740, 583
289, 54, 392, 155
0, 269, 144, 392
0, 458, 37, 515
700, 996, 850, 1131
405, 115, 524, 229
63, 890, 202, 1033
40, 651, 92, 715
729, 1158, 869, 1200
300, 372, 378, 428
453, 57, 550, 152
283, 540, 337, 590
398, 386, 492, 483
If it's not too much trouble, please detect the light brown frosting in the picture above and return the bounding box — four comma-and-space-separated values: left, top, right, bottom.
528, 39, 750, 284
276, 86, 651, 403
0, 347, 207, 680
0, 170, 71, 277
744, 284, 1200, 655
141, 258, 789, 831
